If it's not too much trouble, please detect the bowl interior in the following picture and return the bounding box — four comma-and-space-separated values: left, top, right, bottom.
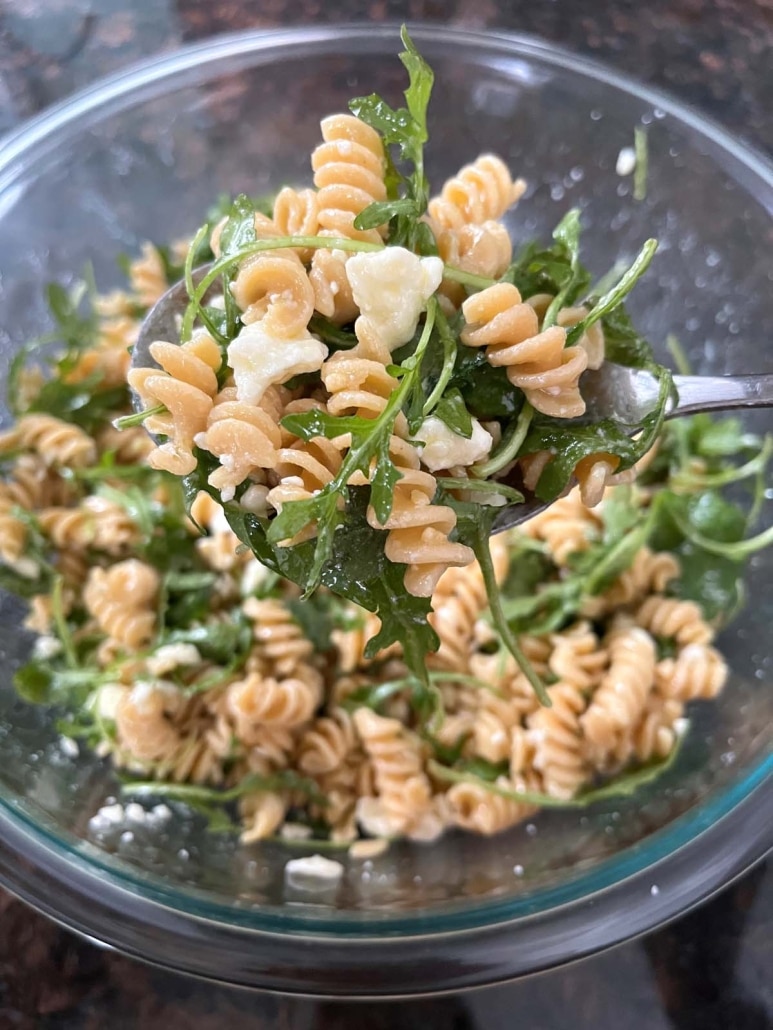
0, 26, 771, 939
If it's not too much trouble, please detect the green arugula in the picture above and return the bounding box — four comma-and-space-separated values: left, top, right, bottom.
350, 27, 436, 253
428, 732, 685, 808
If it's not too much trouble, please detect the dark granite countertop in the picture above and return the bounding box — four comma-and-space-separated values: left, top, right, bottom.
0, 1, 772, 1026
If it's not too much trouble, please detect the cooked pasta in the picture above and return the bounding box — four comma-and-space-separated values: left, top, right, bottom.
461, 283, 588, 418
368, 435, 475, 597
427, 154, 526, 231
580, 620, 657, 767
2, 31, 760, 854
0, 413, 97, 468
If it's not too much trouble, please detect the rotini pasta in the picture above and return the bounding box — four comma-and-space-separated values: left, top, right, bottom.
462, 284, 588, 418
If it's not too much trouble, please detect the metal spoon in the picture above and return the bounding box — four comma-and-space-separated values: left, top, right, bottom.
131, 270, 773, 533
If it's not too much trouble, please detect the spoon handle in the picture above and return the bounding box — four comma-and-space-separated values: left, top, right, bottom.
671, 373, 773, 418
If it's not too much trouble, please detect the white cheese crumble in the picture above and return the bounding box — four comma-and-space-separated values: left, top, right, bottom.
92, 682, 125, 721
616, 146, 636, 176
414, 415, 493, 472
32, 635, 63, 660
146, 643, 202, 676
345, 247, 444, 351
227, 321, 328, 406
284, 854, 345, 887
240, 557, 272, 597
239, 483, 270, 516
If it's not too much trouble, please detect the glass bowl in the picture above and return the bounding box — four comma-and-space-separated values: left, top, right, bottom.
0, 24, 771, 997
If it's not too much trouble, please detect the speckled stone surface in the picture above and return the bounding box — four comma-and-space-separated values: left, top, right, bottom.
0, 1, 772, 1026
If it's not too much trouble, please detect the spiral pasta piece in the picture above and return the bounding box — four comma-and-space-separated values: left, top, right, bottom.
197, 387, 282, 502
272, 186, 320, 262
580, 620, 656, 765
635, 596, 713, 647
367, 436, 475, 597
240, 791, 288, 843
232, 247, 315, 337
226, 665, 322, 731
549, 621, 607, 692
428, 154, 525, 231
626, 695, 684, 764
129, 242, 169, 309
432, 221, 513, 309
265, 433, 347, 543
115, 682, 182, 763
462, 283, 588, 418
127, 330, 222, 476
0, 414, 97, 469
655, 643, 728, 702
353, 708, 432, 834
582, 548, 681, 618
445, 776, 536, 836
521, 487, 602, 565
309, 114, 387, 321
242, 597, 314, 677
527, 682, 588, 799
83, 559, 160, 650
428, 535, 509, 672
297, 708, 356, 775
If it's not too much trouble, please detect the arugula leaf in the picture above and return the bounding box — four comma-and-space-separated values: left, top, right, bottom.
349, 27, 435, 251
308, 314, 358, 351
600, 304, 656, 369
286, 594, 337, 653
456, 757, 509, 782
222, 487, 438, 683
450, 345, 525, 419
0, 562, 52, 599
37, 381, 128, 433
428, 733, 684, 808
14, 659, 103, 707
521, 364, 672, 502
432, 388, 474, 439
122, 769, 327, 809
159, 616, 252, 666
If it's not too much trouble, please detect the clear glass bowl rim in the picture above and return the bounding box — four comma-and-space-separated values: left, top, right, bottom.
0, 22, 771, 994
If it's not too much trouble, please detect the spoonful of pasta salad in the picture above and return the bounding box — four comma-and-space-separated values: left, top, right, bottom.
121, 27, 773, 704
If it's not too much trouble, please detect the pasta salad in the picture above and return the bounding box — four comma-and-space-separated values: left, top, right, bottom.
1, 30, 771, 849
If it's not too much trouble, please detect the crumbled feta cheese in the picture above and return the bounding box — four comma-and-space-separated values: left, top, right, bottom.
239, 483, 270, 516
616, 146, 636, 176
228, 321, 328, 405
32, 635, 62, 660
93, 683, 125, 721
129, 679, 180, 711
414, 415, 493, 472
279, 822, 314, 841
9, 556, 39, 579
284, 854, 345, 887
345, 247, 444, 351
146, 643, 202, 676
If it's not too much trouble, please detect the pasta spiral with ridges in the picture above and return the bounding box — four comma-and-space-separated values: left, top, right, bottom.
353, 708, 432, 834
83, 559, 160, 650
272, 186, 320, 262
428, 154, 525, 231
129, 242, 169, 309
297, 708, 356, 775
115, 683, 182, 763
549, 621, 607, 692
309, 114, 387, 322
526, 682, 588, 800
580, 620, 656, 765
445, 776, 536, 836
0, 414, 96, 469
635, 596, 713, 647
226, 665, 322, 731
367, 435, 475, 597
655, 643, 727, 701
198, 387, 282, 502
242, 597, 314, 677
127, 330, 222, 476
521, 488, 602, 565
462, 283, 588, 418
